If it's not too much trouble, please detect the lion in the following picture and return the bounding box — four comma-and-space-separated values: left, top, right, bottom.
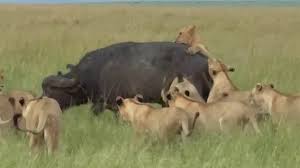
10, 96, 62, 154
0, 94, 34, 141
116, 95, 199, 142
166, 88, 261, 134
0, 95, 23, 138
0, 90, 36, 129
5, 90, 35, 113
175, 25, 210, 56
207, 58, 251, 103
250, 83, 300, 124
161, 74, 205, 104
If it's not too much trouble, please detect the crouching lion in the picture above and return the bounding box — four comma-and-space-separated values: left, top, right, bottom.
250, 83, 300, 124
175, 25, 210, 56
11, 96, 62, 154
116, 95, 199, 142
167, 88, 261, 134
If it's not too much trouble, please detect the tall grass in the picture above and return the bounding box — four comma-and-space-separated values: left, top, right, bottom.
0, 4, 300, 168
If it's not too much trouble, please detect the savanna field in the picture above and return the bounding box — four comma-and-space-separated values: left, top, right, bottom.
1, 4, 300, 167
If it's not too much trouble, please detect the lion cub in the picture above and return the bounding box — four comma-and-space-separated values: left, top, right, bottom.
175, 25, 209, 56
116, 95, 199, 142
250, 83, 300, 124
167, 88, 261, 134
161, 75, 205, 104
207, 58, 250, 103
10, 96, 62, 154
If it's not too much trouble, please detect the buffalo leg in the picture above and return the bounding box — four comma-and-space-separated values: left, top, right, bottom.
106, 105, 119, 119
91, 102, 105, 116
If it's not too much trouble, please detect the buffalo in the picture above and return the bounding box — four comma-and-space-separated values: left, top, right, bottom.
42, 42, 212, 115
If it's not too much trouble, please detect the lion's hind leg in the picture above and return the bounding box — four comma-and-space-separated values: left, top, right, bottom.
44, 118, 59, 155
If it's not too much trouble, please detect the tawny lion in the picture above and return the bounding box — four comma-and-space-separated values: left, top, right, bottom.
167, 88, 261, 134
250, 83, 300, 124
207, 58, 251, 103
116, 95, 199, 142
175, 25, 210, 56
11, 96, 62, 154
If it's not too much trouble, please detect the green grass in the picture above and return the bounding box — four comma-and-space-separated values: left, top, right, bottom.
1, 4, 300, 168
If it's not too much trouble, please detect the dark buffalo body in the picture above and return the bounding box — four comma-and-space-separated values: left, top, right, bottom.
42, 42, 212, 114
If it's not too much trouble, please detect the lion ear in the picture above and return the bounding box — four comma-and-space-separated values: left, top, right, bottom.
256, 83, 263, 91
184, 90, 190, 97
212, 70, 217, 76
8, 97, 15, 106
134, 94, 144, 102
166, 93, 172, 100
116, 96, 124, 106
174, 87, 180, 93
19, 97, 25, 106
188, 25, 196, 34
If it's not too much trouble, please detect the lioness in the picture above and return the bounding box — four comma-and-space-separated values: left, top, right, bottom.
167, 88, 261, 134
161, 75, 204, 104
175, 25, 209, 56
0, 90, 36, 129
207, 58, 250, 103
116, 95, 199, 142
11, 96, 62, 154
250, 83, 300, 124
6, 90, 35, 113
